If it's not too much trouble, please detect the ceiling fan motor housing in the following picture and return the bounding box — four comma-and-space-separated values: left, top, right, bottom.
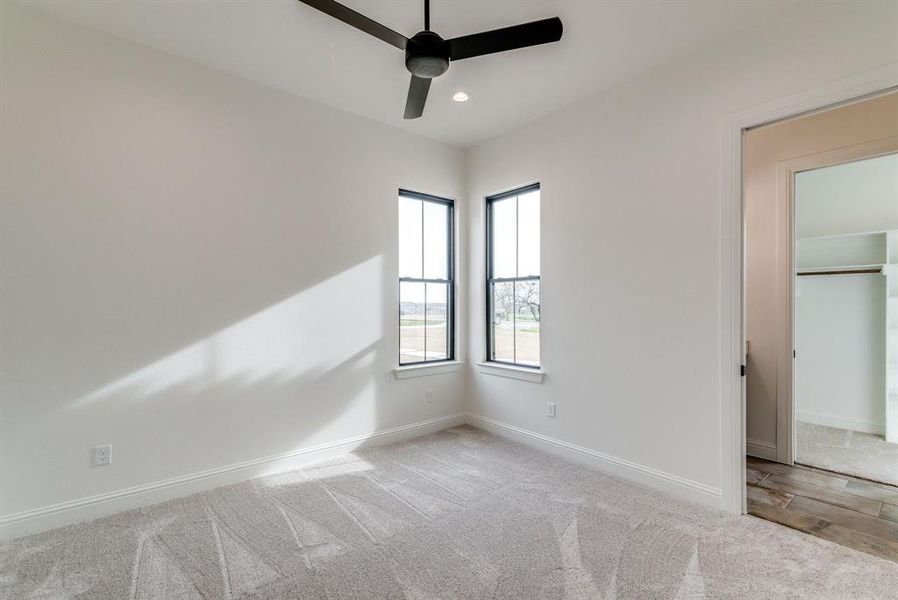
405, 31, 449, 78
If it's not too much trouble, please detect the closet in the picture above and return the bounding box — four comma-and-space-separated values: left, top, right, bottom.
795, 230, 898, 440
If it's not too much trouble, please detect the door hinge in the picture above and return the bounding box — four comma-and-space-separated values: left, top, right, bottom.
740, 364, 746, 377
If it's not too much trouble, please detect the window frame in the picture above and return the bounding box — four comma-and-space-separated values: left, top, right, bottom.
398, 189, 455, 366
485, 183, 541, 369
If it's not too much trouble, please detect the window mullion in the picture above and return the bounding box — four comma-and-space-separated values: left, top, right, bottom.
420, 199, 425, 280
515, 195, 519, 279
423, 281, 428, 362
400, 278, 449, 284
490, 276, 539, 283
512, 280, 517, 364
421, 200, 426, 363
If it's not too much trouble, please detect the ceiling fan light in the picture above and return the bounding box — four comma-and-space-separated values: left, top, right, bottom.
452, 91, 470, 103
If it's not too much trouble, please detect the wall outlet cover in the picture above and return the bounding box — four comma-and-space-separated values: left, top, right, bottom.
94, 444, 112, 466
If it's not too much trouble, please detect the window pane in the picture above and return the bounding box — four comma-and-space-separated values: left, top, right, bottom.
399, 281, 425, 363
423, 201, 448, 279
517, 190, 540, 277
399, 195, 422, 278
491, 281, 515, 362
491, 197, 516, 278
425, 282, 448, 360
514, 280, 540, 366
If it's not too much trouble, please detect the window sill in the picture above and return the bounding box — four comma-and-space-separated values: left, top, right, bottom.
476, 362, 544, 383
394, 361, 464, 380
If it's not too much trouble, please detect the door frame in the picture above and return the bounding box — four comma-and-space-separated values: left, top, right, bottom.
719, 63, 898, 515
776, 137, 898, 466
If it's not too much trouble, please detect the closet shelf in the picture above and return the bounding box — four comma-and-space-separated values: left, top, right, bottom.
796, 264, 883, 274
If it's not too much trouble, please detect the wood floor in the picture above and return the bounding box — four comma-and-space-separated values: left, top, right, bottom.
747, 457, 898, 563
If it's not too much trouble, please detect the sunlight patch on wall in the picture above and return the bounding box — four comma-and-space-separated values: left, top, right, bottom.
70, 256, 384, 409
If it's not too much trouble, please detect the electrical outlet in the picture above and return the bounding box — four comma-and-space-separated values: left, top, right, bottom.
547, 402, 556, 418
94, 444, 112, 466
427, 389, 435, 403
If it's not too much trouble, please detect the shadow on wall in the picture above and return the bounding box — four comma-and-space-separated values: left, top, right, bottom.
2, 254, 405, 512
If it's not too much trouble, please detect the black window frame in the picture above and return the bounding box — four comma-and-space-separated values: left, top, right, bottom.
398, 189, 455, 366
485, 183, 541, 369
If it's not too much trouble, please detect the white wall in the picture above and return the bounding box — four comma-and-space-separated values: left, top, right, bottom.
466, 1, 898, 504
795, 274, 886, 434
796, 154, 898, 239
0, 3, 466, 531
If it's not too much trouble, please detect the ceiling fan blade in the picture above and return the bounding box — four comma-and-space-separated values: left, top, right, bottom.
297, 0, 408, 50
404, 75, 431, 120
447, 17, 562, 61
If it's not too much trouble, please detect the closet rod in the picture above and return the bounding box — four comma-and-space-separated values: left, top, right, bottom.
796, 268, 882, 276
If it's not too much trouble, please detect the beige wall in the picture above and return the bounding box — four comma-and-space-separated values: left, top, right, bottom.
744, 92, 898, 458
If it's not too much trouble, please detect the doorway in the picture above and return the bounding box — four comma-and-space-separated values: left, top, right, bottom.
743, 90, 898, 560
794, 152, 898, 484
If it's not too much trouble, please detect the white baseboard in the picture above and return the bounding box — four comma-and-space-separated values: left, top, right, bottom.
746, 438, 778, 461
797, 410, 885, 436
464, 413, 723, 509
0, 413, 466, 541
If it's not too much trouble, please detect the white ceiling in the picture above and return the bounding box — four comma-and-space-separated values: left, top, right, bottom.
21, 0, 809, 147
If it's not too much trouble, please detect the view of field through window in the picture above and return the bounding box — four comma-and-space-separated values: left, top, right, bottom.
398, 193, 452, 364
488, 188, 540, 367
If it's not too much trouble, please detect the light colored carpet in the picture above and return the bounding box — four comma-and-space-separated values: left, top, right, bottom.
3, 425, 898, 599
797, 421, 898, 487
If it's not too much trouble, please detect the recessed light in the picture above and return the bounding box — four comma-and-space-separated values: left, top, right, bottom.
452, 91, 470, 103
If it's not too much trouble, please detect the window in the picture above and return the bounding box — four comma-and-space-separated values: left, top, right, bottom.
486, 184, 540, 367
398, 190, 454, 365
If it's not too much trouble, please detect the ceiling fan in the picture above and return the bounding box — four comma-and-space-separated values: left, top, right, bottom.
297, 0, 563, 119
